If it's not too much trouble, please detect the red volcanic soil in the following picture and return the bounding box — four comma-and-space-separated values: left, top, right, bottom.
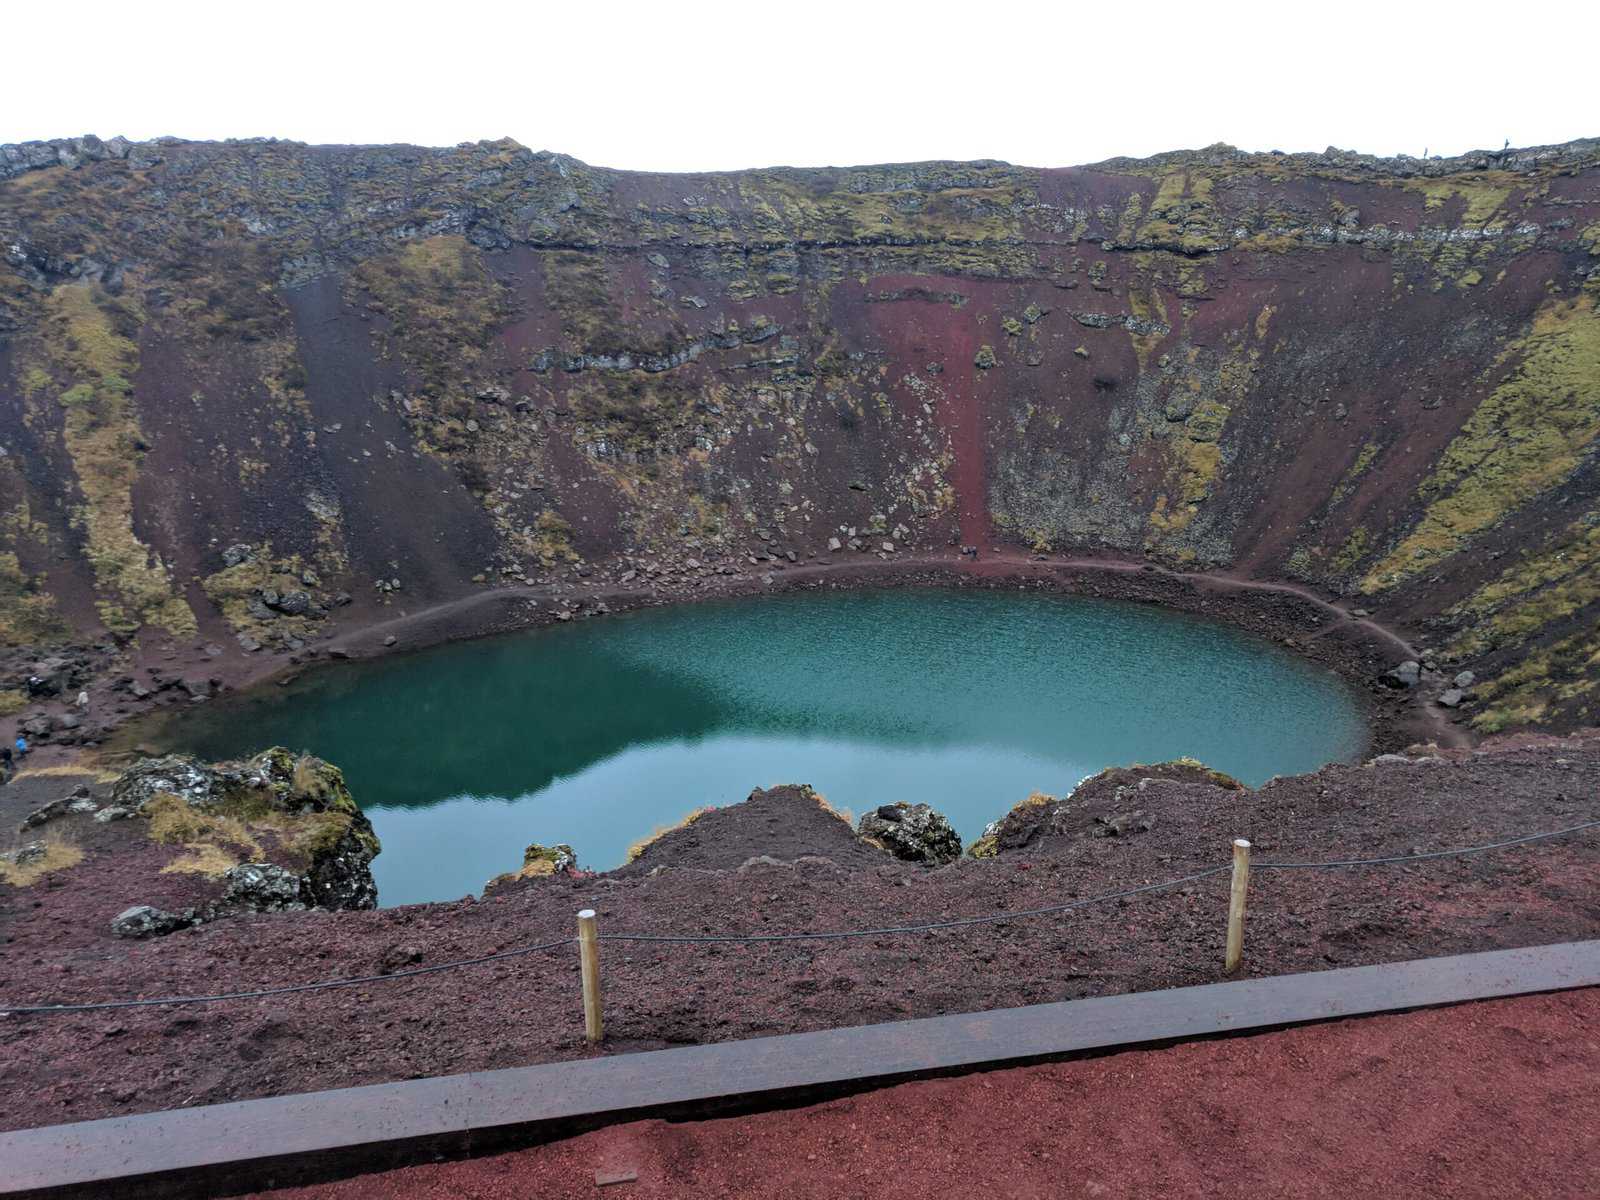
2, 735, 1597, 1133
260, 988, 1600, 1200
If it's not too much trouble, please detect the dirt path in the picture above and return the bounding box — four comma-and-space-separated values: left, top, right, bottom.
29, 541, 1452, 770
258, 987, 1600, 1200
313, 549, 1464, 750
331, 551, 1426, 668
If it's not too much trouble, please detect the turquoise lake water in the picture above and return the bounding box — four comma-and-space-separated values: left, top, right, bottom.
161, 589, 1368, 906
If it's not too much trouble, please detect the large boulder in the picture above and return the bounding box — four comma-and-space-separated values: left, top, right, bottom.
1382, 660, 1422, 689
24, 657, 72, 697
111, 748, 381, 910
857, 802, 962, 865
112, 755, 217, 809
222, 863, 307, 912
110, 905, 187, 938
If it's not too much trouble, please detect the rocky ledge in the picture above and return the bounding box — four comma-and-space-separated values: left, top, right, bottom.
4, 747, 379, 939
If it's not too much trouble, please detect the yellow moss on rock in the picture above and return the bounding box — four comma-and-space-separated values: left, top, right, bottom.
200, 546, 323, 642
348, 236, 510, 431
1401, 174, 1517, 225
1331, 440, 1382, 506
1362, 295, 1600, 592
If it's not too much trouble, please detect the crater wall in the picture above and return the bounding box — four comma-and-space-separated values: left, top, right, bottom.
2, 135, 1598, 733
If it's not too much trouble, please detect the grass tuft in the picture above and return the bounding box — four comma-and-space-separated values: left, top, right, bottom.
0, 831, 84, 887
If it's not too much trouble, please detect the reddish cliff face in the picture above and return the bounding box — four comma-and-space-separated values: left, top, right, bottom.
1, 135, 1597, 734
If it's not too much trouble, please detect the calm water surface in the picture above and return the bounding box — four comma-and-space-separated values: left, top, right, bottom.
160, 589, 1368, 905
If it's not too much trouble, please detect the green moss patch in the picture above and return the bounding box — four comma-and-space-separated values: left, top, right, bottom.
25, 284, 196, 637
1363, 295, 1600, 591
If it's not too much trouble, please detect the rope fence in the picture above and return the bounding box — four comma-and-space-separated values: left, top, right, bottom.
3, 815, 1596, 1026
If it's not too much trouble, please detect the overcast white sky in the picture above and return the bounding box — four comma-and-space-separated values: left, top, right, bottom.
7, 1, 1595, 172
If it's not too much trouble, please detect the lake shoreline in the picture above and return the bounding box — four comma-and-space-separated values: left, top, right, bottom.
147, 587, 1372, 904
161, 551, 1460, 761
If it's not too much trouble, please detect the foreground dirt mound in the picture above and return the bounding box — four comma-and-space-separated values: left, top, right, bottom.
975, 758, 1248, 855
1, 733, 1596, 1132
611, 785, 892, 877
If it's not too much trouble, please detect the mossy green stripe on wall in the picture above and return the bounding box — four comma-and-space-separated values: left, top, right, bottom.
0, 549, 68, 646
1361, 294, 1600, 592
1448, 518, 1600, 658
26, 283, 196, 637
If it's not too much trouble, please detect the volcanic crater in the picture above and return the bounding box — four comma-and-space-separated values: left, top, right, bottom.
1, 131, 1599, 1133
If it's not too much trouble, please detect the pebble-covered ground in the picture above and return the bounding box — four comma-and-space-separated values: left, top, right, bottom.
1, 731, 1596, 1133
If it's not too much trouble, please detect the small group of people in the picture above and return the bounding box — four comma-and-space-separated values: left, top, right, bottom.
1, 735, 28, 784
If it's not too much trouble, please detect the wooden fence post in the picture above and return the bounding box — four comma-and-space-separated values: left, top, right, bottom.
1225, 839, 1251, 974
578, 908, 603, 1043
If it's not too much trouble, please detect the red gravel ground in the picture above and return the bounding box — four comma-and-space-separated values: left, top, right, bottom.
3, 736, 1599, 1133
259, 987, 1600, 1200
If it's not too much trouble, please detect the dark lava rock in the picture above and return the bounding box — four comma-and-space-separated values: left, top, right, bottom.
609, 785, 887, 877
377, 944, 425, 975
485, 842, 580, 892
20, 785, 94, 830
523, 842, 578, 874
269, 590, 313, 617
221, 863, 307, 912
25, 664, 66, 697
6, 841, 48, 867
976, 759, 1243, 856
857, 802, 962, 866
1383, 661, 1422, 689
112, 756, 217, 809
110, 905, 187, 939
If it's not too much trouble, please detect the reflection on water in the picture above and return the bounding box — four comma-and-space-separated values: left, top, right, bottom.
159, 589, 1368, 905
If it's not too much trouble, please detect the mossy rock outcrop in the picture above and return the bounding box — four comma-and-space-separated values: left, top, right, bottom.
485, 841, 579, 892
112, 747, 380, 910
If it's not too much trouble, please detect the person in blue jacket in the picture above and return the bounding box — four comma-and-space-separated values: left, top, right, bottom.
14, 735, 28, 759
